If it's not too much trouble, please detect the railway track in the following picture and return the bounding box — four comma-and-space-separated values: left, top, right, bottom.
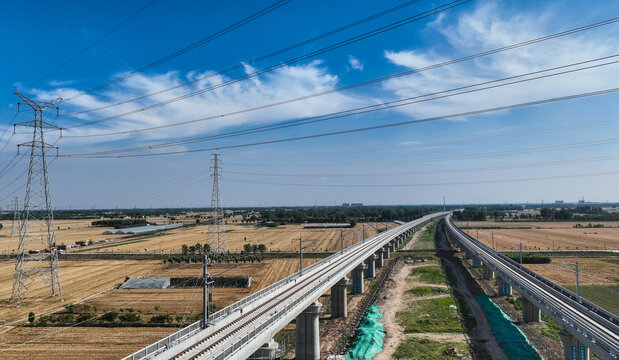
446, 216, 619, 360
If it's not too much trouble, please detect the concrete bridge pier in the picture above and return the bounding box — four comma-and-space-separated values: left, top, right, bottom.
330, 277, 348, 318
351, 263, 367, 294
473, 257, 483, 267
521, 297, 541, 322
497, 277, 512, 296
375, 250, 384, 268
559, 330, 590, 360
365, 254, 377, 278
482, 265, 494, 279
383, 245, 391, 259
389, 240, 396, 253
249, 339, 282, 359
296, 301, 323, 360
465, 250, 473, 259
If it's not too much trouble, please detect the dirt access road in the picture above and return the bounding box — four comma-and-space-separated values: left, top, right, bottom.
375, 222, 508, 360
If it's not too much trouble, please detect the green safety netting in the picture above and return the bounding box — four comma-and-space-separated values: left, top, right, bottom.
345, 305, 385, 360
474, 294, 543, 360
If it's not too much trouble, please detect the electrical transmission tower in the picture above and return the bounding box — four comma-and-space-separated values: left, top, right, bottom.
10, 197, 19, 237
207, 153, 226, 253
11, 91, 63, 304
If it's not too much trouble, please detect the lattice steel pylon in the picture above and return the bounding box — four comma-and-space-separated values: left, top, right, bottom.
10, 197, 19, 237
11, 91, 63, 304
207, 153, 226, 253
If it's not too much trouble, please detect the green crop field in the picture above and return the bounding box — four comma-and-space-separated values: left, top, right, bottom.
564, 285, 619, 316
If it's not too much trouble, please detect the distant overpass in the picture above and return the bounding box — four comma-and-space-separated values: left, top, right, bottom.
446, 215, 619, 360
123, 212, 447, 360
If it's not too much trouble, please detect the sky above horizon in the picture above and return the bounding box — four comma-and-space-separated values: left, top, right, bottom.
0, 0, 618, 209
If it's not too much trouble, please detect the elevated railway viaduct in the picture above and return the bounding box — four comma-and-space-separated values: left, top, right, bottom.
123, 212, 447, 360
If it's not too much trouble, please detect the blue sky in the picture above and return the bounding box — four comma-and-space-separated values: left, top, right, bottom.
1, 0, 618, 208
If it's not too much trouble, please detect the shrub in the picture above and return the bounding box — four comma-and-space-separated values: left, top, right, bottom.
76, 313, 97, 323
28, 311, 35, 324
149, 313, 173, 324
100, 311, 118, 322
118, 312, 141, 323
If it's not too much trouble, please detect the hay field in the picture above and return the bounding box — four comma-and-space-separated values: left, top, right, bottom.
77, 222, 395, 253
455, 221, 619, 250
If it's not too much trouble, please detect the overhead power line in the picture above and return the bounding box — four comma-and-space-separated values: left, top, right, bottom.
221, 118, 619, 165
64, 0, 293, 101
29, 0, 157, 87
56, 59, 619, 155
60, 53, 619, 138
58, 87, 619, 158
59, 0, 426, 117
223, 154, 619, 177
223, 170, 619, 188
60, 0, 470, 125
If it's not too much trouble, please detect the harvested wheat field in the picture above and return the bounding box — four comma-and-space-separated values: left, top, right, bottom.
455, 221, 619, 251
525, 258, 619, 286
76, 222, 395, 253
0, 259, 317, 359
0, 326, 173, 360
0, 259, 166, 325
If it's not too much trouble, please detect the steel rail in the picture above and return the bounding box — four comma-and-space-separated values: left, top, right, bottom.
445, 216, 619, 360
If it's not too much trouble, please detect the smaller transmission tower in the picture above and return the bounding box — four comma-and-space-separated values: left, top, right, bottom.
207, 153, 226, 253
11, 91, 63, 304
10, 197, 19, 237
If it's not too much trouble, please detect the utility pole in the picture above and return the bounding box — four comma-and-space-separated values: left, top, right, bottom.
202, 252, 212, 328
562, 261, 584, 302
340, 229, 344, 254
491, 232, 494, 250
10, 197, 19, 237
207, 153, 226, 253
520, 242, 523, 265
443, 196, 446, 212
11, 91, 63, 304
293, 234, 317, 275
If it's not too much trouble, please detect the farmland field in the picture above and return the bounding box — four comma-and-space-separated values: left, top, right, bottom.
455, 221, 619, 251
0, 258, 318, 359
0, 219, 395, 254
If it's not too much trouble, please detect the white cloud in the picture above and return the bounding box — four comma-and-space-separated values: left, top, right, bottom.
31, 61, 362, 150
381, 1, 619, 119
348, 55, 364, 71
